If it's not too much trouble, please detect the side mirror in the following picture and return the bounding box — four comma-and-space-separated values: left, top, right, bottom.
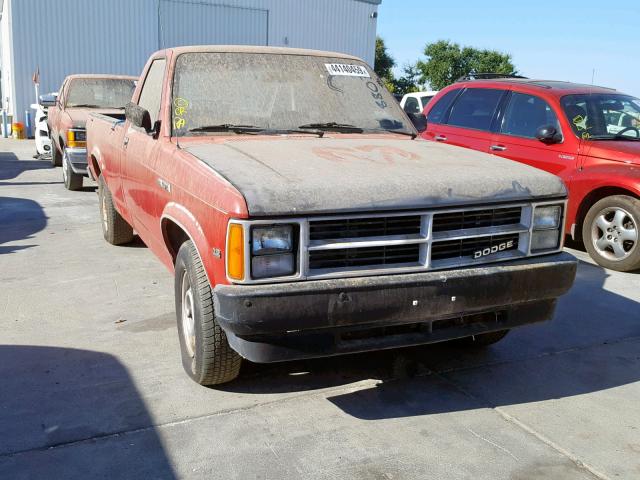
408, 112, 427, 133
125, 102, 152, 132
535, 125, 562, 145
39, 94, 57, 107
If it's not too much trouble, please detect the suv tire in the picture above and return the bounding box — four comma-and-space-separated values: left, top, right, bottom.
175, 240, 242, 385
98, 175, 134, 245
583, 195, 640, 272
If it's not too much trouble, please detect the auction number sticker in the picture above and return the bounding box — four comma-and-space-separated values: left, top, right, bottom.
325, 63, 370, 77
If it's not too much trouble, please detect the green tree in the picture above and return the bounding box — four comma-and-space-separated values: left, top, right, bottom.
392, 63, 422, 96
416, 40, 517, 90
374, 36, 396, 90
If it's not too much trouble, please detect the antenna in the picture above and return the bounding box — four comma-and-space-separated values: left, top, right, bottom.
591, 68, 596, 85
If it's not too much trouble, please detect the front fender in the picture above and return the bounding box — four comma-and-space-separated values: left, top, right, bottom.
160, 202, 219, 288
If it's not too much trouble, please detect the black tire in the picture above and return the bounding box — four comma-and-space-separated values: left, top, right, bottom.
582, 195, 640, 272
98, 175, 134, 245
175, 241, 241, 385
50, 136, 61, 167
457, 330, 509, 347
62, 149, 83, 191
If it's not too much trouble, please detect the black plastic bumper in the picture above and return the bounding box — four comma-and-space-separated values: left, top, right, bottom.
214, 252, 577, 363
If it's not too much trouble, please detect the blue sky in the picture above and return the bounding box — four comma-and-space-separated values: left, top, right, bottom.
377, 1, 639, 97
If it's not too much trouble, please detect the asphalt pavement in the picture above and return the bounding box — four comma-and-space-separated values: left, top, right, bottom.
1, 139, 639, 479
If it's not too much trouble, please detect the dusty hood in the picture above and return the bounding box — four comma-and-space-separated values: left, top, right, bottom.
187, 138, 566, 216
65, 108, 124, 128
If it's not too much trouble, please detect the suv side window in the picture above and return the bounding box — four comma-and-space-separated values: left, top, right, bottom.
447, 88, 504, 131
501, 92, 560, 139
403, 97, 421, 114
137, 58, 167, 125
427, 89, 460, 124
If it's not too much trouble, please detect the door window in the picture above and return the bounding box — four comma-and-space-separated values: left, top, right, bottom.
501, 92, 560, 139
420, 95, 433, 110
447, 88, 504, 131
403, 97, 421, 114
137, 59, 167, 125
426, 89, 460, 124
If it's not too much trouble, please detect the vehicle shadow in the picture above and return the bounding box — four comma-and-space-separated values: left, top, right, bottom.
0, 152, 51, 182
0, 346, 177, 479
0, 197, 48, 254
222, 259, 640, 420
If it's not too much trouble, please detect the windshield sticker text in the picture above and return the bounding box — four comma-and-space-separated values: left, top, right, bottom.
173, 97, 189, 131
325, 63, 370, 78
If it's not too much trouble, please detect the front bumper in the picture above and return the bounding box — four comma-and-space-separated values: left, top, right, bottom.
66, 147, 88, 175
214, 252, 577, 363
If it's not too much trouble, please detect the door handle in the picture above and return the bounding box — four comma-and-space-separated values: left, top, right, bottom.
123, 137, 129, 147
490, 145, 507, 151
434, 135, 447, 142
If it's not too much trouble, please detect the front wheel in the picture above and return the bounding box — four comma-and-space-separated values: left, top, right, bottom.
583, 195, 640, 272
62, 149, 83, 190
175, 240, 241, 385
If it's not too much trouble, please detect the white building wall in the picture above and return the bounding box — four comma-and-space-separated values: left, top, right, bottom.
4, 0, 380, 123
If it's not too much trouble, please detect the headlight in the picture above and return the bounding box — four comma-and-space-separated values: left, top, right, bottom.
531, 204, 563, 253
533, 205, 561, 230
252, 225, 293, 255
66, 128, 86, 148
250, 225, 296, 279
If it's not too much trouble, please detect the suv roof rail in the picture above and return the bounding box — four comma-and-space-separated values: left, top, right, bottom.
456, 73, 528, 82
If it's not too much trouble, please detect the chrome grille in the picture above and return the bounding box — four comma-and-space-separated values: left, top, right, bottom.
309, 216, 421, 240
309, 244, 420, 270
432, 207, 522, 232
431, 233, 520, 262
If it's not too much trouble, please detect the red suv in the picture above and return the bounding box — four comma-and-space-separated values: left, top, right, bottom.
421, 77, 640, 272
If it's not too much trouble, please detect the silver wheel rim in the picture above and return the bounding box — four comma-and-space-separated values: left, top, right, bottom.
101, 193, 109, 233
591, 206, 637, 261
181, 271, 196, 358
62, 151, 69, 183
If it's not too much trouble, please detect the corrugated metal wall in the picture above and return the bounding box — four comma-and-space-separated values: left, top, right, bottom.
7, 0, 379, 123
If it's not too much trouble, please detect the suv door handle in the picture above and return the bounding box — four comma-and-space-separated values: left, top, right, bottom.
434, 135, 447, 142
490, 145, 507, 151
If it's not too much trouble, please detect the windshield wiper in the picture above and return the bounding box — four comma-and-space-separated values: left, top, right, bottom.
298, 122, 364, 133
371, 128, 417, 139
68, 104, 101, 108
188, 124, 324, 137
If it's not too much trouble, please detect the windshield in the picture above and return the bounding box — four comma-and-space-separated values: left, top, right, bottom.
561, 93, 640, 140
65, 79, 136, 109
171, 52, 414, 136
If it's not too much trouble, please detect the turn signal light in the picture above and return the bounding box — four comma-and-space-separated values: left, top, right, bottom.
227, 223, 245, 281
66, 129, 86, 148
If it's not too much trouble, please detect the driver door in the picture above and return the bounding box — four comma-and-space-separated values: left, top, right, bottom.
489, 91, 579, 179
122, 58, 167, 244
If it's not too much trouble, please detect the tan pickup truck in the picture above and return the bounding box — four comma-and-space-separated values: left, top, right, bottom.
41, 74, 136, 190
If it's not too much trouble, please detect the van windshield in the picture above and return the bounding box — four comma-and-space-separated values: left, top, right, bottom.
171, 52, 414, 136
66, 79, 136, 109
561, 93, 640, 140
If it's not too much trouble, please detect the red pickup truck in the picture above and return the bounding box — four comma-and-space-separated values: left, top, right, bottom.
87, 46, 576, 385
421, 77, 640, 272
42, 74, 137, 190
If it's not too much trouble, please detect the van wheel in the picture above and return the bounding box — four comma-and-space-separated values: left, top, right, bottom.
175, 240, 241, 385
50, 136, 62, 167
457, 330, 509, 347
583, 195, 640, 272
62, 149, 83, 190
98, 175, 134, 245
